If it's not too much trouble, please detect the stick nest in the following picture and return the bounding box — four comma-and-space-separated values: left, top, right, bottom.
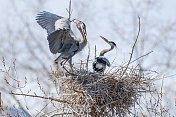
54, 65, 154, 117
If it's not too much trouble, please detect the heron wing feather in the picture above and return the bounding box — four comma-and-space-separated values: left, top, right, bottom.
47, 30, 77, 54
36, 11, 62, 35
97, 56, 111, 67
36, 11, 79, 55
47, 30, 64, 54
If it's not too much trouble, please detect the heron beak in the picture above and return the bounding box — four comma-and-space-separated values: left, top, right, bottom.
100, 36, 109, 43
83, 31, 87, 40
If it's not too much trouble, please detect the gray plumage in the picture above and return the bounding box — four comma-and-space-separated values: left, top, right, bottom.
36, 11, 87, 67
93, 56, 110, 72
97, 56, 111, 67
36, 11, 63, 35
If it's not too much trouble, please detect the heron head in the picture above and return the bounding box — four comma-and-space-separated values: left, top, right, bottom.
109, 41, 116, 47
100, 36, 116, 48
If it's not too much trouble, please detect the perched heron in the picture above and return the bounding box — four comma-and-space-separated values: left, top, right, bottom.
93, 36, 116, 72
36, 11, 87, 70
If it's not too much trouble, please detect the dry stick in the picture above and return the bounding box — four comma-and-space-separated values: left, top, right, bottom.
35, 100, 51, 117
67, 0, 72, 21
50, 113, 72, 116
86, 42, 90, 71
1, 80, 32, 117
0, 92, 3, 112
72, 88, 85, 96
10, 92, 71, 104
160, 76, 164, 116
95, 45, 97, 58
36, 111, 49, 117
86, 73, 115, 86
119, 16, 141, 79
0, 92, 2, 108
0, 92, 5, 116
37, 77, 47, 96
129, 51, 153, 64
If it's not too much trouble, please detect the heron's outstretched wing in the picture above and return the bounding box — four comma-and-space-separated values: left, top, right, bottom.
47, 29, 77, 54
46, 30, 64, 54
36, 11, 77, 54
36, 11, 63, 35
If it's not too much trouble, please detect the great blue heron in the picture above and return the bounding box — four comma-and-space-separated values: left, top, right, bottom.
36, 11, 87, 70
93, 36, 116, 72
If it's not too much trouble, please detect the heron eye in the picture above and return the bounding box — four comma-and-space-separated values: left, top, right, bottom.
111, 42, 116, 46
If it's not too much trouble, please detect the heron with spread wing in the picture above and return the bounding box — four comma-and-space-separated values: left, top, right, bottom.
36, 11, 87, 70
93, 36, 116, 72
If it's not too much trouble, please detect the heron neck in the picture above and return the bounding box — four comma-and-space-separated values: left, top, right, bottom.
100, 45, 114, 56
79, 30, 87, 49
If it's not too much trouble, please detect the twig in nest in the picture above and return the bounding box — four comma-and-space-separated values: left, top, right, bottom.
94, 45, 97, 58
119, 16, 141, 79
73, 88, 85, 96
86, 41, 90, 71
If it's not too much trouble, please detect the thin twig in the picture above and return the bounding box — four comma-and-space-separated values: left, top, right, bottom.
119, 16, 141, 79
0, 92, 1, 109
0, 92, 4, 115
95, 45, 97, 58
35, 101, 51, 117
86, 41, 90, 71
37, 77, 47, 96
50, 113, 72, 117
129, 51, 153, 64
10, 92, 71, 104
160, 76, 164, 116
67, 0, 72, 21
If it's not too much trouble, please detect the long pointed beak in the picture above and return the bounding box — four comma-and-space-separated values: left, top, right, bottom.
100, 36, 109, 43
83, 31, 87, 40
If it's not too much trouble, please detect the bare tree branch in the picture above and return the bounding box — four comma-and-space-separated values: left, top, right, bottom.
119, 16, 141, 79
10, 92, 71, 104
129, 51, 153, 64
67, 0, 72, 21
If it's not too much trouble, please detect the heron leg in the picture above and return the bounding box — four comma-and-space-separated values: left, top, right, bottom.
62, 65, 76, 76
58, 58, 71, 76
68, 58, 73, 73
60, 59, 65, 66
61, 57, 77, 76
55, 54, 62, 64
54, 59, 66, 77
55, 58, 72, 77
59, 60, 67, 77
